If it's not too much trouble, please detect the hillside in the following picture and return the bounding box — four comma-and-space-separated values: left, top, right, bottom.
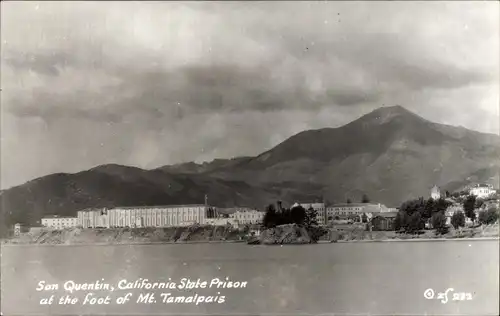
198, 106, 499, 202
0, 165, 320, 236
167, 106, 499, 203
1, 106, 499, 236
158, 157, 253, 174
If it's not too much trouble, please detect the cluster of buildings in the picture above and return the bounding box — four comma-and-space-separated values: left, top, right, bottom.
431, 183, 498, 200
468, 184, 497, 199
431, 183, 499, 225
40, 204, 265, 230
37, 200, 396, 231
31, 183, 498, 233
292, 201, 398, 231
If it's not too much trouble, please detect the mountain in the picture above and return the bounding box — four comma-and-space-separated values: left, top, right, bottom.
1, 106, 498, 235
171, 106, 499, 202
0, 164, 321, 236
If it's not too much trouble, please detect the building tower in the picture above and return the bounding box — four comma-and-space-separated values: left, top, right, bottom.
431, 185, 441, 200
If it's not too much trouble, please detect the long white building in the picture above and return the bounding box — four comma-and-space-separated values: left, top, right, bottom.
77, 204, 219, 228
41, 216, 79, 229
326, 203, 390, 223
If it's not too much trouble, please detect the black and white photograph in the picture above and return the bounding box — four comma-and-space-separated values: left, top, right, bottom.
1, 1, 499, 315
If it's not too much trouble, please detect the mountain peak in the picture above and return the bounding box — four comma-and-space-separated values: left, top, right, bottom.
354, 105, 424, 126
370, 105, 415, 117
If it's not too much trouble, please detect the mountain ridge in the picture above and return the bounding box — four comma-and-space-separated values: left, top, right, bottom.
1, 105, 498, 235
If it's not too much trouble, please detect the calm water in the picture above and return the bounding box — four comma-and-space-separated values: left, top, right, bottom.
1, 240, 499, 315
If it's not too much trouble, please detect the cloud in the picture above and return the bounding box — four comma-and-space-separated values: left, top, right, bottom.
0, 1, 498, 188
3, 52, 75, 76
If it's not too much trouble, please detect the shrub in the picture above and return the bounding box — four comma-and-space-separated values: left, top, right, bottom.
478, 207, 499, 225
451, 212, 466, 229
307, 225, 328, 242
431, 212, 449, 235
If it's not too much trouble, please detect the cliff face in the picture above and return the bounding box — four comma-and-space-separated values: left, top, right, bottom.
249, 224, 328, 245
2, 225, 245, 245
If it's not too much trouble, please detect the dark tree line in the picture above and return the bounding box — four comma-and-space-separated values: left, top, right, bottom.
262, 204, 319, 228
463, 195, 477, 224
262, 203, 327, 242
394, 197, 452, 234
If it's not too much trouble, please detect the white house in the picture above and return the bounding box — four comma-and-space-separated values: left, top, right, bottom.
469, 184, 496, 199
41, 216, 79, 229
228, 208, 264, 225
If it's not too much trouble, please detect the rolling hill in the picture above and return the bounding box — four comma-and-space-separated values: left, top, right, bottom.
1, 105, 498, 235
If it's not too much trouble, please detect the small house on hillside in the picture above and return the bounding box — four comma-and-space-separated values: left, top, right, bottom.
371, 212, 398, 231
14, 223, 29, 236
469, 184, 496, 199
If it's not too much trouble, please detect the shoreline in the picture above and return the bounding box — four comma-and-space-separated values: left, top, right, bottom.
0, 239, 247, 247
2, 236, 498, 247
321, 236, 499, 243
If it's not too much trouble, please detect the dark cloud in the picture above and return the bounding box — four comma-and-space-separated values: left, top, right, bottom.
3, 52, 75, 76
5, 62, 382, 126
324, 88, 381, 107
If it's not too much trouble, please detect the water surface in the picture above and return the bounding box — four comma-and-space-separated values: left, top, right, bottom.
1, 240, 498, 315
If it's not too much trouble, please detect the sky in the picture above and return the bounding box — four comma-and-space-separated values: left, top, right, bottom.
1, 1, 499, 189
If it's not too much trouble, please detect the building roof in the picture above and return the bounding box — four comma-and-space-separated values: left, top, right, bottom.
372, 211, 398, 218
217, 207, 259, 215
329, 203, 378, 207
296, 202, 325, 207
110, 204, 210, 210
328, 203, 388, 212
42, 215, 78, 219
216, 208, 236, 215
79, 207, 106, 212
472, 184, 493, 188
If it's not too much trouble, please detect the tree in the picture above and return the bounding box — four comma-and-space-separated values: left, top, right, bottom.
408, 212, 424, 233
346, 199, 352, 204
290, 205, 307, 225
361, 194, 370, 203
478, 207, 499, 225
432, 212, 449, 235
451, 212, 466, 229
394, 212, 403, 231
361, 213, 368, 223
423, 198, 435, 219
435, 198, 452, 213
263, 204, 277, 228
475, 199, 484, 210
445, 190, 451, 198
463, 195, 477, 223
305, 207, 318, 227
